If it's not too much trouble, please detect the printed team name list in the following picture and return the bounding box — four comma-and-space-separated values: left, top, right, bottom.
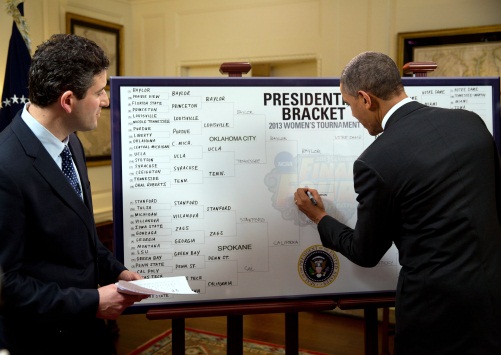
123, 87, 204, 296
120, 86, 269, 299
407, 86, 492, 131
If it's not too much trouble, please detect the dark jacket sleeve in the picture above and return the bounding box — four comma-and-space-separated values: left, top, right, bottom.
0, 160, 99, 317
317, 159, 395, 267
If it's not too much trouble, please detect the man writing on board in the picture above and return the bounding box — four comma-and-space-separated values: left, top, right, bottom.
295, 51, 501, 354
0, 34, 147, 354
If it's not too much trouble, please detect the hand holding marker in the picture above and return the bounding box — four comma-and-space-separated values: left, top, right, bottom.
306, 190, 317, 205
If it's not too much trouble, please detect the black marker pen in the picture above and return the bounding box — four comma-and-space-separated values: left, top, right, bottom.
306, 191, 317, 206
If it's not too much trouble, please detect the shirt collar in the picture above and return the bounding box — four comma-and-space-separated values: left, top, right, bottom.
381, 97, 413, 130
21, 103, 67, 163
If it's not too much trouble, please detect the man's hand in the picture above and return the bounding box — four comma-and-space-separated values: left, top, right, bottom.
294, 188, 328, 224
96, 283, 148, 320
117, 269, 143, 281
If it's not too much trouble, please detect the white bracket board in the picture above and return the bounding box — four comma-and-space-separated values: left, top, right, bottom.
110, 77, 500, 309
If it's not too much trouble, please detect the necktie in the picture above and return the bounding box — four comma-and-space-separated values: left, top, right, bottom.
61, 145, 82, 197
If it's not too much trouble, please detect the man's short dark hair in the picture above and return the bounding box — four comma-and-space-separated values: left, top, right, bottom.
340, 51, 403, 100
28, 34, 110, 107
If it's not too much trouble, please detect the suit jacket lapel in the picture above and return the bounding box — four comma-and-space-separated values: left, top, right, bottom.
11, 116, 96, 238
68, 133, 94, 211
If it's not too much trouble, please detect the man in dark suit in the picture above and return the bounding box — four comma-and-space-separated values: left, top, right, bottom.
0, 34, 147, 355
295, 52, 501, 354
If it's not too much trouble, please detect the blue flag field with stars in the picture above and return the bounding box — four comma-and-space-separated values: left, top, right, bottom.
0, 1, 31, 132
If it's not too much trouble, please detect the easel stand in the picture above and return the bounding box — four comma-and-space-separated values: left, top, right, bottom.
402, 61, 437, 77
146, 298, 337, 355
145, 294, 396, 355
336, 295, 396, 355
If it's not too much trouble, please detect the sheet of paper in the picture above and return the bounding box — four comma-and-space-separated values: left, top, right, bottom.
116, 276, 196, 295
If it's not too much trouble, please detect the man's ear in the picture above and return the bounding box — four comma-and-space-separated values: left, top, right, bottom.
359, 91, 379, 111
60, 91, 74, 114
358, 91, 371, 107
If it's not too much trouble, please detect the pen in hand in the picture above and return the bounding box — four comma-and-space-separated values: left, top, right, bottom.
306, 190, 317, 206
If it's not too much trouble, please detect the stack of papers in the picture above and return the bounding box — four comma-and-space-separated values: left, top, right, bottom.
116, 276, 196, 295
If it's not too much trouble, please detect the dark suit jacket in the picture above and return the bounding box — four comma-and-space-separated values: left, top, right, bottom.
0, 112, 126, 354
318, 101, 501, 354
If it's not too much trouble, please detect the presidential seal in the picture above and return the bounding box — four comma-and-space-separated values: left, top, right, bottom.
298, 245, 339, 288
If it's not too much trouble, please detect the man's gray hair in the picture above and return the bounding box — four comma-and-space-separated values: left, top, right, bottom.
340, 51, 404, 100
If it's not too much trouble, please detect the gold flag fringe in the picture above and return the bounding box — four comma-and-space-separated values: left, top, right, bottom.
5, 0, 31, 54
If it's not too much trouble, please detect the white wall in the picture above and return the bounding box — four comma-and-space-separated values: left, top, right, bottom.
127, 0, 501, 77
1, 0, 500, 222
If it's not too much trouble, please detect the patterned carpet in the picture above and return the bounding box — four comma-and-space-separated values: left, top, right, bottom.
129, 327, 328, 355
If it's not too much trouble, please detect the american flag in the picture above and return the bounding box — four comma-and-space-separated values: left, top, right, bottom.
0, 0, 31, 132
